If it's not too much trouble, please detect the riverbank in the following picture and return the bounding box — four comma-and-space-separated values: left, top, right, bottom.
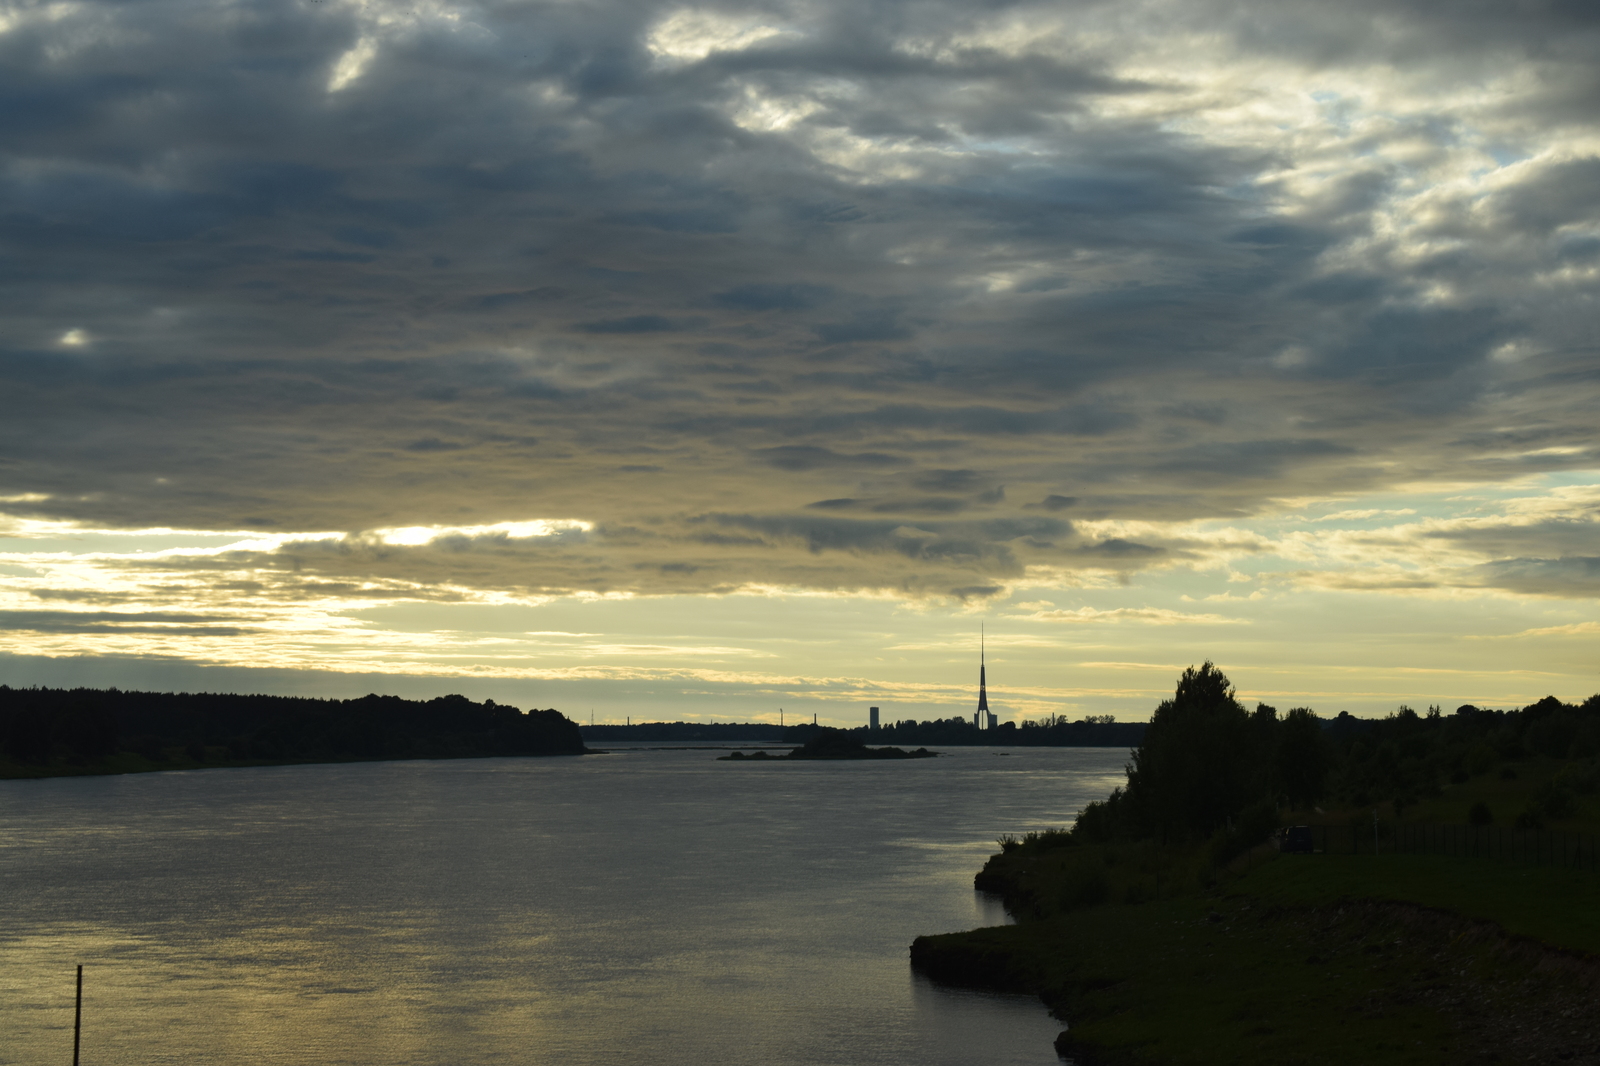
912, 845, 1600, 1065
719, 727, 937, 760
0, 686, 589, 780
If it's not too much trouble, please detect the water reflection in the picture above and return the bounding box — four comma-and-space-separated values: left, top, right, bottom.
1, 747, 1125, 1065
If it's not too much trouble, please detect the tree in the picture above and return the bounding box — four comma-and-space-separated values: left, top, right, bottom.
1122, 662, 1255, 840
1276, 707, 1328, 809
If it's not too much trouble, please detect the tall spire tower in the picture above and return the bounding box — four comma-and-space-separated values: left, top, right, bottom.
977, 624, 988, 714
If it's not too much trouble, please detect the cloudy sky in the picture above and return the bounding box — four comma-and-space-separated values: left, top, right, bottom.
2, 0, 1597, 723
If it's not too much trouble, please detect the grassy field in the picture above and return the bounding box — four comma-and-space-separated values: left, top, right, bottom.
1244, 852, 1600, 956
917, 849, 1600, 1065
912, 759, 1600, 1065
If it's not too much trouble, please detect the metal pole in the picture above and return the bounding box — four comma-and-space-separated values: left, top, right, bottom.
73, 964, 82, 1066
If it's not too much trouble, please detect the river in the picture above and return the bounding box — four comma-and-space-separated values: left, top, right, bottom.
0, 744, 1127, 1065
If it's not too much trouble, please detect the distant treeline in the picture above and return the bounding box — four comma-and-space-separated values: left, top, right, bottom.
0, 686, 586, 777
581, 715, 1145, 747
582, 722, 790, 743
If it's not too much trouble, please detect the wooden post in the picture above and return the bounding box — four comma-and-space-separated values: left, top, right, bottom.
73, 964, 82, 1066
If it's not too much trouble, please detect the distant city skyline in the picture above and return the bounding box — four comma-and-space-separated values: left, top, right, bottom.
1, 0, 1596, 722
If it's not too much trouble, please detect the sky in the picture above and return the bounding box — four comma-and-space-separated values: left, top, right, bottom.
1, 0, 1597, 725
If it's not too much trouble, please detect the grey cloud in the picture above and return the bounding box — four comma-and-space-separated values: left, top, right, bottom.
1081, 538, 1164, 557
1311, 307, 1513, 382
0, 0, 1595, 601
704, 513, 1024, 570
578, 315, 694, 334
814, 313, 911, 345
1469, 557, 1600, 598
0, 610, 252, 635
711, 284, 833, 311
1157, 439, 1356, 481
1493, 158, 1600, 236
752, 446, 905, 471
869, 497, 968, 514
1424, 517, 1600, 560
912, 469, 986, 491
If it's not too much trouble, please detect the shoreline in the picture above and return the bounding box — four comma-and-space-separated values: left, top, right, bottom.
0, 747, 593, 783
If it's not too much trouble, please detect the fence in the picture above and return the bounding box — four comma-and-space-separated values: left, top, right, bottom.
1295, 822, 1599, 872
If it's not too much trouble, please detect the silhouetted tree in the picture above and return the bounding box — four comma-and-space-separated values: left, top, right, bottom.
1122, 662, 1254, 839
1276, 707, 1329, 809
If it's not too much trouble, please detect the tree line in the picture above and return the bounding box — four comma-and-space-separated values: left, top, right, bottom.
842, 716, 1145, 747
0, 686, 586, 776
1071, 662, 1600, 845
580, 717, 1146, 747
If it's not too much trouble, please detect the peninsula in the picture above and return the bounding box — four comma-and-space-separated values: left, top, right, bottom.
911, 664, 1600, 1064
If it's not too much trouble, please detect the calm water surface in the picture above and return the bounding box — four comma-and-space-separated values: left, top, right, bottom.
0, 745, 1126, 1065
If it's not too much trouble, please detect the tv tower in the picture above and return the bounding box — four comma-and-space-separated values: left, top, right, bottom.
975, 624, 991, 729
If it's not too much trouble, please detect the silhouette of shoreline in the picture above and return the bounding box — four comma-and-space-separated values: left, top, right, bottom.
718, 727, 937, 760
0, 685, 587, 779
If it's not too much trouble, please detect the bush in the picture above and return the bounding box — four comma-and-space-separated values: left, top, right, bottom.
1555, 759, 1599, 795
1468, 801, 1492, 827
1058, 862, 1109, 910
1526, 780, 1577, 822
1021, 828, 1075, 852
1464, 742, 1498, 776
1072, 792, 1126, 843
1237, 798, 1279, 847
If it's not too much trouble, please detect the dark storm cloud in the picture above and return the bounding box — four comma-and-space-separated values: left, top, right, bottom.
0, 0, 1597, 598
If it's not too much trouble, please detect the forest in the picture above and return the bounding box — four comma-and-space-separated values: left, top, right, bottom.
0, 686, 586, 777
1070, 662, 1600, 845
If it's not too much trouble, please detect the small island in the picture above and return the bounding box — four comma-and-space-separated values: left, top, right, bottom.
719, 728, 937, 760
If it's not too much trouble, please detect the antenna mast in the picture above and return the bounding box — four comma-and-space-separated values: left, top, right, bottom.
977, 624, 989, 714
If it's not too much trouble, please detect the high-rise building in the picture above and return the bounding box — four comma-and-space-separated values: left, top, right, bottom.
869, 706, 880, 730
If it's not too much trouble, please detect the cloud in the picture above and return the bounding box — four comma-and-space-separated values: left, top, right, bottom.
0, 0, 1596, 686
0, 610, 252, 635
1485, 621, 1600, 639
751, 446, 905, 471
1012, 607, 1248, 626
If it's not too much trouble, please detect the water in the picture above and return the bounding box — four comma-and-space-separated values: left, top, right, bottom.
0, 745, 1127, 1065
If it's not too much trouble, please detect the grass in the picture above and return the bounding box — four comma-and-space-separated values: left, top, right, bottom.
918, 888, 1463, 1065
915, 766, 1600, 1066
919, 848, 1600, 1064
1236, 850, 1600, 957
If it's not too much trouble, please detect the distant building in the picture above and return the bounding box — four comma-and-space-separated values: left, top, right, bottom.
869, 706, 880, 730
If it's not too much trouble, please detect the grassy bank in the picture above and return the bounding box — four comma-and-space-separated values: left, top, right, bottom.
915, 846, 1600, 1065
911, 671, 1600, 1063
913, 751, 1600, 1065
